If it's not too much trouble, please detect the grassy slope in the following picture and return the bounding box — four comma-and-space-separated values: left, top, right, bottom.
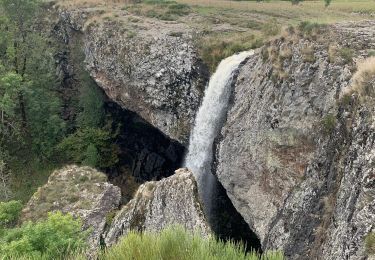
55, 0, 374, 71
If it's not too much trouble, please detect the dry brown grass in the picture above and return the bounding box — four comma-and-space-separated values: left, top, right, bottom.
342, 56, 375, 99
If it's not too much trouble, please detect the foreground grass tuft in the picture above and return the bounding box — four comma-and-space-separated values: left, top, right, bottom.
100, 226, 284, 260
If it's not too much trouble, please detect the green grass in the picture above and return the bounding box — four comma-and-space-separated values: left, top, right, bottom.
100, 226, 284, 260
321, 114, 336, 135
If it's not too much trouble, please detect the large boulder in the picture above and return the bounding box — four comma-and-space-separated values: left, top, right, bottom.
21, 165, 122, 251
105, 168, 210, 246
215, 21, 375, 259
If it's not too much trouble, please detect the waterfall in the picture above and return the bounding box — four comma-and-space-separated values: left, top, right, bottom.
184, 50, 254, 219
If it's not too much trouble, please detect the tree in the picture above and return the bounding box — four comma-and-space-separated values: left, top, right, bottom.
83, 144, 99, 167
0, 0, 39, 128
324, 0, 332, 7
76, 71, 105, 129
0, 161, 13, 201
0, 0, 66, 159
0, 72, 23, 141
57, 128, 119, 169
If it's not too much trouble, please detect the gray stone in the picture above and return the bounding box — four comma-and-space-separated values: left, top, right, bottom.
215, 21, 375, 259
21, 165, 122, 252
54, 7, 208, 144
105, 168, 210, 246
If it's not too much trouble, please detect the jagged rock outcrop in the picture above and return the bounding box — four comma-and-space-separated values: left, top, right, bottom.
215, 21, 375, 259
53, 7, 208, 144
105, 168, 210, 246
21, 165, 122, 251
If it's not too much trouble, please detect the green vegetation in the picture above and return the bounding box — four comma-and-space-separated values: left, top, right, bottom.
100, 226, 283, 260
339, 48, 354, 64
199, 34, 263, 72
0, 203, 284, 260
57, 127, 119, 169
366, 232, 375, 255
0, 0, 121, 203
321, 114, 336, 135
0, 210, 87, 259
123, 1, 191, 21
0, 200, 22, 227
262, 18, 281, 37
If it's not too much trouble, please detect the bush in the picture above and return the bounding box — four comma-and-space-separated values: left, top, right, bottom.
57, 127, 119, 169
0, 200, 23, 227
200, 34, 263, 72
298, 21, 325, 35
321, 114, 336, 135
0, 212, 87, 259
339, 48, 354, 64
262, 19, 281, 37
346, 56, 375, 98
100, 226, 284, 260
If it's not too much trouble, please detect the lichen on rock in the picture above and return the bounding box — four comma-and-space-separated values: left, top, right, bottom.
21, 165, 122, 251
104, 168, 211, 246
215, 20, 375, 259
54, 6, 209, 144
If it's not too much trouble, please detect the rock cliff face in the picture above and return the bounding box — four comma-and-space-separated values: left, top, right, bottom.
215, 21, 375, 259
105, 168, 210, 246
54, 7, 208, 144
21, 165, 122, 251
50, 6, 375, 258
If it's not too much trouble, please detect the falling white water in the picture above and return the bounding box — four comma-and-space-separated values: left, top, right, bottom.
185, 50, 254, 218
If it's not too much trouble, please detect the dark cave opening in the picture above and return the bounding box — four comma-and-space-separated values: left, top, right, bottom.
104, 101, 261, 253
103, 101, 185, 203
206, 174, 262, 253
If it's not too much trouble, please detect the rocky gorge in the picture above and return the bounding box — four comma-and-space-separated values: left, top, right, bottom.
23, 2, 375, 259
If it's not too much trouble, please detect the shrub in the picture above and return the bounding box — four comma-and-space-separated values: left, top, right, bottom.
262, 19, 281, 37
298, 21, 326, 36
321, 114, 336, 135
199, 34, 263, 72
0, 200, 23, 227
366, 232, 375, 255
0, 212, 87, 259
339, 48, 354, 64
100, 226, 284, 260
57, 127, 119, 169
345, 56, 375, 98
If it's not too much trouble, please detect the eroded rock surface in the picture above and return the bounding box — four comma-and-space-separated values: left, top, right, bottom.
21, 165, 121, 251
105, 168, 210, 246
54, 8, 208, 144
215, 21, 375, 259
